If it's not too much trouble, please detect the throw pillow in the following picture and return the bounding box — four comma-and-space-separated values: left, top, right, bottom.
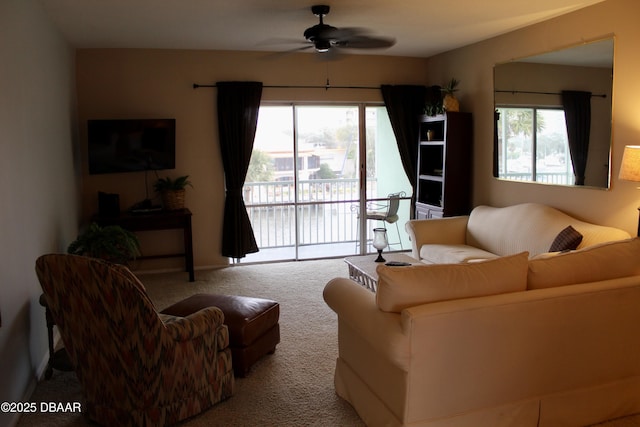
375, 252, 529, 313
528, 237, 640, 290
549, 225, 583, 252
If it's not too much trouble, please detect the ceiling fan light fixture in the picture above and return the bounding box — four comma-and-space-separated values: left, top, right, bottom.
314, 39, 331, 52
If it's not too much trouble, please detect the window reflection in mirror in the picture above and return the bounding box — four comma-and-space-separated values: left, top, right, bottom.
493, 38, 613, 189
496, 107, 573, 185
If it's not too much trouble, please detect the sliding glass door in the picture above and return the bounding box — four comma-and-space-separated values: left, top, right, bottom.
243, 103, 411, 262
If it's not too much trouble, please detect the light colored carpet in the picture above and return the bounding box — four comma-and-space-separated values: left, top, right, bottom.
17, 259, 640, 427
19, 259, 364, 427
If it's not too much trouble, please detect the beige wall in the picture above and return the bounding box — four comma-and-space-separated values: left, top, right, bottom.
0, 0, 79, 424
76, 50, 429, 268
425, 0, 640, 235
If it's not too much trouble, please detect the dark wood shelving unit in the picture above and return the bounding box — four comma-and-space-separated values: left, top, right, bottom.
415, 112, 472, 219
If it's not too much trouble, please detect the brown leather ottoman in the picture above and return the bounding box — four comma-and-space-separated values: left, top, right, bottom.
160, 293, 280, 377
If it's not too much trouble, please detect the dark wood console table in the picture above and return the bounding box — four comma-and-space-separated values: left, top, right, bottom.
93, 208, 194, 282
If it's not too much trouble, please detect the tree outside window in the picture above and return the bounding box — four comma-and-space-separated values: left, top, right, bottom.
497, 107, 574, 185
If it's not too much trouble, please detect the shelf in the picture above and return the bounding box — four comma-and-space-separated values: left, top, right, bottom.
417, 201, 442, 208
420, 114, 446, 121
419, 174, 443, 182
419, 117, 446, 142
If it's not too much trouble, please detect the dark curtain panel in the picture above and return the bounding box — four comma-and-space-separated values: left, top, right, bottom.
217, 81, 263, 259
381, 85, 427, 218
493, 109, 500, 177
562, 90, 592, 185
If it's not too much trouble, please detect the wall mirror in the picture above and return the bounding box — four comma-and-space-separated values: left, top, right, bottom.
493, 38, 614, 189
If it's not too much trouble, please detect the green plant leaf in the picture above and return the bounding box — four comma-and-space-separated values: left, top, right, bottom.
153, 175, 193, 192
67, 223, 140, 264
441, 78, 460, 94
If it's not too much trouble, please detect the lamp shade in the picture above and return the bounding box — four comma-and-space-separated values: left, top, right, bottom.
619, 145, 640, 182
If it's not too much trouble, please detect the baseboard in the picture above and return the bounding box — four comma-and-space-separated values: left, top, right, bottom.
6, 350, 51, 427
133, 264, 228, 277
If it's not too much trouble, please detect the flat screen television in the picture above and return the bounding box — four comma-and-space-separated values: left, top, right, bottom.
87, 118, 176, 174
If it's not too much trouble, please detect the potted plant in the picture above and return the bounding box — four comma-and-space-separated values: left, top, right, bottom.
153, 175, 193, 210
441, 78, 460, 112
67, 223, 140, 265
423, 85, 444, 116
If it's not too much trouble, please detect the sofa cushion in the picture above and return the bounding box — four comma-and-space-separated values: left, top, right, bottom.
465, 203, 631, 258
419, 244, 498, 264
549, 225, 583, 252
376, 252, 529, 313
466, 204, 573, 257
528, 238, 640, 290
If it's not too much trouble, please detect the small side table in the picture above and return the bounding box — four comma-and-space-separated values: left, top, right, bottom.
344, 253, 417, 292
39, 294, 74, 379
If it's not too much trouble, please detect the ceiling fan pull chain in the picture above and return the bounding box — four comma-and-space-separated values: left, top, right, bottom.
325, 61, 330, 91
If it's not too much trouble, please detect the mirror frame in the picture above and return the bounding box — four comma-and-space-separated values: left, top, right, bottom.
493, 37, 614, 189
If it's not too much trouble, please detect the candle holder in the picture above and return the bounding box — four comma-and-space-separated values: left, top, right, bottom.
372, 228, 388, 262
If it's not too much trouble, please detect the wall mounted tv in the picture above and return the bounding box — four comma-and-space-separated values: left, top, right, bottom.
87, 119, 176, 174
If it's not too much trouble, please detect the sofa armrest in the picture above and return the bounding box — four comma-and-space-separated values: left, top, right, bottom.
323, 278, 409, 369
405, 215, 470, 259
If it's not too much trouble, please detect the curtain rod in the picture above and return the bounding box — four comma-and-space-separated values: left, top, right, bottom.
192, 82, 380, 91
495, 89, 607, 98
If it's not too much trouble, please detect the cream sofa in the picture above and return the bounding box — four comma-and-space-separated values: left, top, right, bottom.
406, 203, 631, 263
324, 237, 640, 427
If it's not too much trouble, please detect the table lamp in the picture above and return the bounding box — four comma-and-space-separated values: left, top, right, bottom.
618, 145, 640, 236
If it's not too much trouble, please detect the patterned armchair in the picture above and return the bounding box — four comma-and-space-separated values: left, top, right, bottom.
35, 254, 234, 426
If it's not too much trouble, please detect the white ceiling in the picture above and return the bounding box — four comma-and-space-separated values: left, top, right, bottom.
39, 0, 606, 58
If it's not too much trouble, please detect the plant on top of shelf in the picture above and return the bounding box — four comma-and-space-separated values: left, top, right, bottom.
424, 85, 444, 116
153, 175, 193, 210
441, 78, 460, 112
67, 222, 140, 265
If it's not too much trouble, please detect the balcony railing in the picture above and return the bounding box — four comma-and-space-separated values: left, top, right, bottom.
501, 172, 572, 185
244, 179, 370, 249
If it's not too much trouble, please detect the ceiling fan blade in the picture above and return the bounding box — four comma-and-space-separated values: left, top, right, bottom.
337, 35, 396, 49
261, 44, 314, 60
319, 26, 395, 50
258, 37, 308, 47
316, 26, 359, 41
329, 27, 368, 39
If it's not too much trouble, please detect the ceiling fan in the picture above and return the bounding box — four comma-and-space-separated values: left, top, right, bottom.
301, 5, 396, 53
